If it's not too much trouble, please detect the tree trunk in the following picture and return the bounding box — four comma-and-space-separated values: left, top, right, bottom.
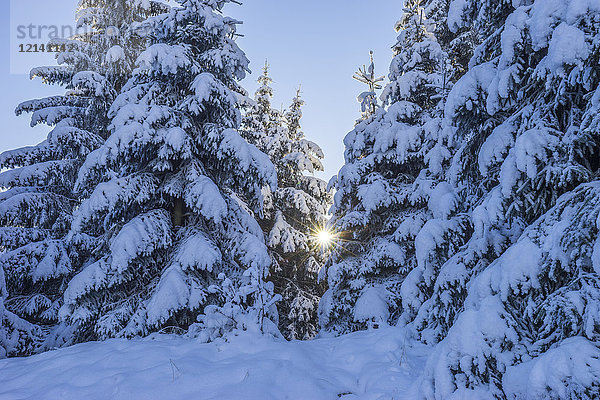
173, 197, 185, 227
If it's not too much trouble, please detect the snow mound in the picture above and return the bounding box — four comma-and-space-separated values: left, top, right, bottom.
0, 328, 429, 400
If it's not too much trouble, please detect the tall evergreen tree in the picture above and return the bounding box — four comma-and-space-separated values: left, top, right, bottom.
0, 0, 164, 357
60, 0, 280, 343
242, 67, 331, 340
319, 0, 462, 334
415, 0, 600, 398
241, 62, 282, 148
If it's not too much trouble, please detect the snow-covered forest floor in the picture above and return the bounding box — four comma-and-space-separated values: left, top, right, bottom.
0, 327, 430, 400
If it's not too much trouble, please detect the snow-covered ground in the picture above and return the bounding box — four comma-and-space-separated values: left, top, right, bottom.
0, 327, 430, 400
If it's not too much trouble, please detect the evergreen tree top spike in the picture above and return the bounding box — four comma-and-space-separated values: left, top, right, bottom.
353, 51, 385, 92
353, 51, 384, 121
257, 60, 273, 89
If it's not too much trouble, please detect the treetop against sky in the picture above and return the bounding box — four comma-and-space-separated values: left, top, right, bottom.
0, 0, 401, 180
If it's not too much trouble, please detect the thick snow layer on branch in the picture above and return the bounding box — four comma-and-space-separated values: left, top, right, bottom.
105, 45, 126, 64
184, 175, 228, 223
145, 265, 192, 326
109, 210, 172, 275
218, 128, 277, 190
72, 174, 159, 231
268, 211, 307, 253
174, 229, 222, 273
503, 337, 600, 400
444, 62, 495, 120
136, 44, 191, 75
353, 286, 390, 325
63, 210, 172, 307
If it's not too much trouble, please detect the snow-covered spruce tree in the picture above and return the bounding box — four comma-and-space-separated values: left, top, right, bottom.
415, 0, 600, 398
380, 0, 475, 332
61, 0, 280, 343
242, 67, 330, 340
319, 1, 468, 334
241, 62, 282, 148
0, 0, 163, 357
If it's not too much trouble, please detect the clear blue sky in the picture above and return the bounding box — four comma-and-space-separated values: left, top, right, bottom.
1, 0, 402, 180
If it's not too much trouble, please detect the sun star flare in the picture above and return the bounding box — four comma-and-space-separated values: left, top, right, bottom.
314, 227, 336, 250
